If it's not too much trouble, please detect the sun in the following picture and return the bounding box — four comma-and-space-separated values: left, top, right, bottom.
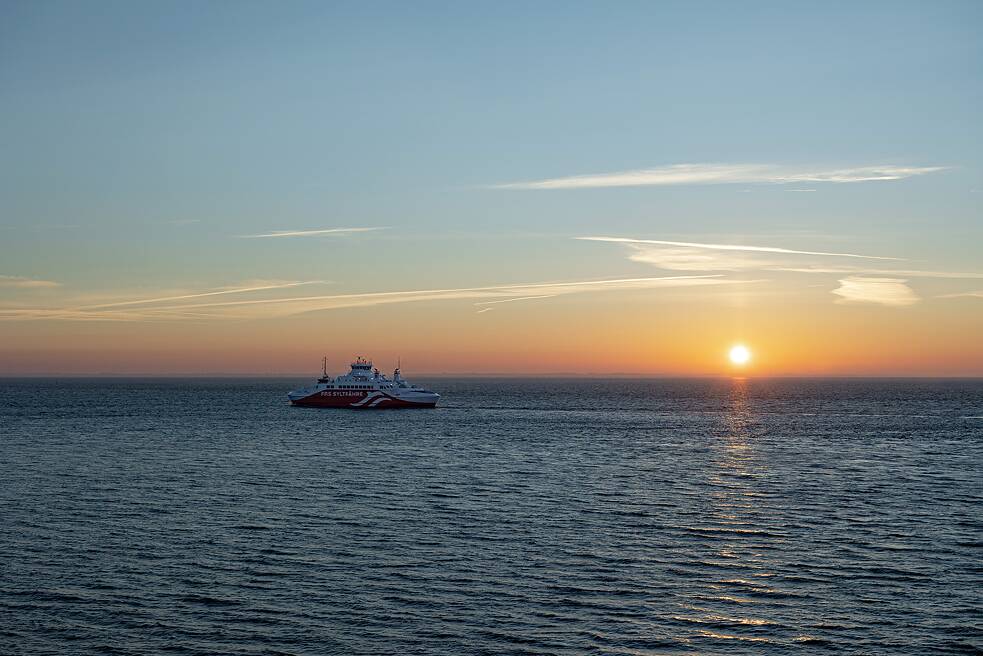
729, 344, 751, 366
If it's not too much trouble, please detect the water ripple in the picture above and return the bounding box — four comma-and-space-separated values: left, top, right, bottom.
1, 377, 981, 655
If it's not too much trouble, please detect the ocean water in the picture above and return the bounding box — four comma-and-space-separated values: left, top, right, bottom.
0, 377, 980, 655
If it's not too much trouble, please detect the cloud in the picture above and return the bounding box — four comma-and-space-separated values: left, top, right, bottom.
494, 163, 946, 190
136, 276, 735, 319
831, 277, 920, 307
473, 294, 558, 313
622, 244, 776, 271
0, 308, 227, 322
81, 280, 326, 309
938, 291, 983, 299
238, 227, 387, 238
0, 275, 61, 289
582, 236, 983, 305
579, 236, 900, 260
0, 275, 754, 322
579, 236, 901, 272
778, 266, 983, 279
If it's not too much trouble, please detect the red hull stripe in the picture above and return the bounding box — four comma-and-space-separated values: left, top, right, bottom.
290, 391, 435, 409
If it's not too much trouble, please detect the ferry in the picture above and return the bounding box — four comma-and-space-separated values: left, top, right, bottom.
287, 357, 440, 409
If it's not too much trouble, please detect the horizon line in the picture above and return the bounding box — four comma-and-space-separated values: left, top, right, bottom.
2, 373, 980, 380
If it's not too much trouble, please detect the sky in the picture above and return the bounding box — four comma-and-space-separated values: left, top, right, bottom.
1, 0, 981, 376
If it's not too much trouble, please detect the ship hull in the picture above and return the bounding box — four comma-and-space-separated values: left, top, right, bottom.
289, 389, 438, 409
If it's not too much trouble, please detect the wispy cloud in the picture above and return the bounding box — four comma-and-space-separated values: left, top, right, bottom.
581, 236, 901, 274
238, 227, 387, 239
0, 275, 61, 289
133, 276, 734, 319
578, 235, 982, 306
778, 266, 983, 279
495, 163, 946, 190
473, 294, 558, 313
81, 280, 326, 309
832, 277, 920, 307
0, 275, 753, 322
938, 290, 983, 299
578, 237, 901, 261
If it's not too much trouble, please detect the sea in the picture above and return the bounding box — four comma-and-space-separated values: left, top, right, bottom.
0, 377, 981, 655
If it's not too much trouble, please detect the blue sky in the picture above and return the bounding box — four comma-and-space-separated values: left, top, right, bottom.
1, 1, 981, 374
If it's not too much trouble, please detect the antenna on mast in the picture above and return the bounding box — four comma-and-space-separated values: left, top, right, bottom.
322, 356, 327, 377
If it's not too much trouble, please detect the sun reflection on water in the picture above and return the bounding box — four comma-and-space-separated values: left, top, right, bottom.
676, 377, 789, 646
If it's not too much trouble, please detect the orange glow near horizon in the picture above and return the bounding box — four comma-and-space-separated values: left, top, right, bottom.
1, 294, 982, 376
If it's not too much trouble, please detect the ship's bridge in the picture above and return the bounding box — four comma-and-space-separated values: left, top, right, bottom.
350, 357, 373, 372
336, 356, 382, 383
